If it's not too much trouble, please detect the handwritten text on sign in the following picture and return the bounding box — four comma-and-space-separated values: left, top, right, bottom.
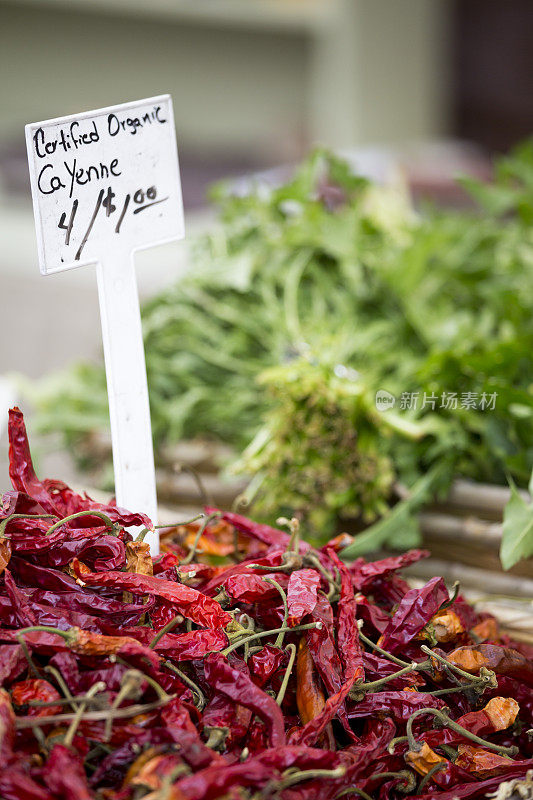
26, 96, 184, 274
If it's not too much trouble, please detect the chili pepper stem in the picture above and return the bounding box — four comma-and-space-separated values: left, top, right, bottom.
222, 621, 322, 658
417, 762, 446, 792
17, 632, 40, 679
45, 665, 77, 712
335, 788, 373, 800
45, 510, 116, 536
357, 622, 411, 668
181, 512, 221, 565
149, 615, 184, 649
0, 513, 55, 538
162, 660, 206, 711
275, 643, 296, 707
64, 681, 106, 747
15, 696, 173, 729
405, 707, 519, 757
369, 770, 417, 793
420, 645, 497, 687
136, 513, 205, 542
349, 661, 426, 698
275, 766, 346, 791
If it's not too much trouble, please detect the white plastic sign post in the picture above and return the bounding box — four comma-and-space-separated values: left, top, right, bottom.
25, 96, 185, 554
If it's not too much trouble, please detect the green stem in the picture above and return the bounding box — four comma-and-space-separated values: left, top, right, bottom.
388, 736, 408, 755
276, 644, 296, 707
162, 661, 206, 711
277, 766, 346, 790
350, 662, 425, 698
357, 624, 411, 668
15, 696, 172, 729
222, 622, 321, 658
368, 770, 416, 792
46, 511, 115, 536
0, 514, 55, 538
18, 625, 72, 642
406, 708, 519, 757
417, 762, 446, 793
149, 616, 184, 649
263, 578, 288, 648
438, 581, 460, 611
181, 513, 221, 565
64, 681, 106, 747
135, 514, 204, 543
420, 645, 496, 686
17, 632, 40, 679
335, 789, 372, 800
44, 665, 76, 712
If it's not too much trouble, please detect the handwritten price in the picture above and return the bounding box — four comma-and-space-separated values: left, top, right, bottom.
58, 185, 168, 260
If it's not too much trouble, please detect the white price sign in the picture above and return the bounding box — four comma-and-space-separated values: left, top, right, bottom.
26, 95, 185, 552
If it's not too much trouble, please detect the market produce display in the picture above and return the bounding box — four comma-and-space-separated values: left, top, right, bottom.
1, 408, 532, 799
28, 143, 533, 550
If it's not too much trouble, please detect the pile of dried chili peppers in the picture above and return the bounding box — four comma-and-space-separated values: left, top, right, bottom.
0, 407, 532, 800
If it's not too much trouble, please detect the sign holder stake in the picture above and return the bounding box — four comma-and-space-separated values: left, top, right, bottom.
25, 95, 185, 554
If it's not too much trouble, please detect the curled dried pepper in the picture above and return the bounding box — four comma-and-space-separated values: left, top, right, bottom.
71, 560, 231, 630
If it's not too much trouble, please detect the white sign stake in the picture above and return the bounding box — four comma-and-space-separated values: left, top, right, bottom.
25, 96, 185, 554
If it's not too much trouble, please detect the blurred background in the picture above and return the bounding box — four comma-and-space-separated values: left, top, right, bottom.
2, 0, 533, 381
0, 0, 533, 472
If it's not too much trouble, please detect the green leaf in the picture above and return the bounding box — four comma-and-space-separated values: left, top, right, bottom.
500, 475, 533, 570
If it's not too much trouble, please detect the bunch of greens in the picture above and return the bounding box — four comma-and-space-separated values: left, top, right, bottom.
28, 145, 533, 553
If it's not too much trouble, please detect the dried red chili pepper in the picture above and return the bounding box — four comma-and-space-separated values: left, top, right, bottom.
287, 569, 321, 627
71, 560, 231, 630
349, 549, 430, 592
7, 407, 151, 529
296, 637, 326, 725
204, 652, 286, 748
378, 576, 450, 653
224, 572, 287, 604
445, 643, 533, 687
205, 506, 310, 553
249, 644, 287, 688
11, 679, 62, 717
42, 743, 93, 800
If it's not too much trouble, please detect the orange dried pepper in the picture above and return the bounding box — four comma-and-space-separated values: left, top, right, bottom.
296, 637, 326, 724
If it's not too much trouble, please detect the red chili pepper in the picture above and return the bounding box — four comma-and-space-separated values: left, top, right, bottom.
378, 576, 450, 653
224, 572, 287, 604
287, 569, 321, 627
71, 560, 231, 630
42, 743, 93, 800
7, 407, 151, 529
0, 770, 55, 800
0, 644, 27, 687
445, 643, 533, 687
350, 549, 430, 592
11, 679, 62, 717
204, 506, 310, 553
204, 653, 286, 748
249, 644, 287, 688
347, 690, 446, 722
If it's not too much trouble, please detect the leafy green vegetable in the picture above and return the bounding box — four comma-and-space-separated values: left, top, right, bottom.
500, 471, 533, 570
26, 145, 533, 551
